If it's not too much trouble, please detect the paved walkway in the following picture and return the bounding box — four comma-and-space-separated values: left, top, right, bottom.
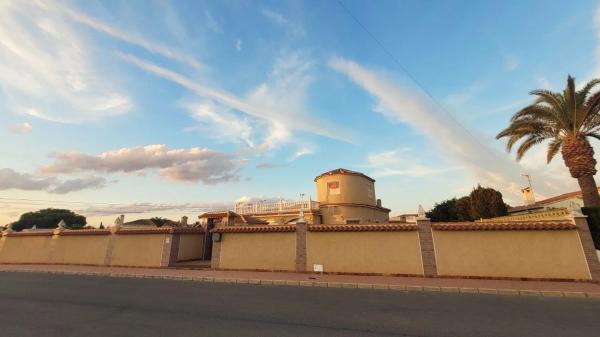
2, 263, 600, 298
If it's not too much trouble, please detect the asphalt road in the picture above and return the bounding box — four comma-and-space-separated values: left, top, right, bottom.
0, 272, 598, 337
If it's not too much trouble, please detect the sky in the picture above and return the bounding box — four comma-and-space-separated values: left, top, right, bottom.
1, 0, 600, 226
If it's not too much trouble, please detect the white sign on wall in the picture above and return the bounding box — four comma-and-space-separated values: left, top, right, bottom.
313, 264, 324, 273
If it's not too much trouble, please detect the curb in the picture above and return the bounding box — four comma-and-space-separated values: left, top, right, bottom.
2, 269, 599, 299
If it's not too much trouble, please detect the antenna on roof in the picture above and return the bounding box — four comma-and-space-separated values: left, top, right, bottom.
521, 173, 536, 205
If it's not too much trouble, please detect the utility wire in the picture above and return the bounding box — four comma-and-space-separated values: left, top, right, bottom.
335, 0, 503, 160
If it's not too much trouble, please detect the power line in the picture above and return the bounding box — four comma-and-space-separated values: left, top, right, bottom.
335, 0, 503, 161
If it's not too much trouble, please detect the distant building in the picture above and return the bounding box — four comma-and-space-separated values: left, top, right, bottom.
390, 214, 417, 223
199, 168, 390, 226
508, 188, 600, 215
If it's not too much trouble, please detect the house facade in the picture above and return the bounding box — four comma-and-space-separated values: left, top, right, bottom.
199, 168, 390, 226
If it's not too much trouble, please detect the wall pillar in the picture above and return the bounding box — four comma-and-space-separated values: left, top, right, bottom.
295, 221, 307, 272
416, 217, 437, 277
166, 233, 181, 266
160, 233, 178, 267
104, 228, 118, 266
572, 215, 600, 280
211, 234, 221, 269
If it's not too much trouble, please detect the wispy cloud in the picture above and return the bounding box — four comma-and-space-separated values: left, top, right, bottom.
235, 39, 242, 51
256, 163, 282, 169
262, 8, 305, 38
118, 51, 353, 152
329, 56, 569, 200
0, 1, 132, 122
0, 168, 107, 194
182, 100, 254, 146
42, 144, 243, 185
78, 201, 230, 217
503, 53, 520, 72
203, 10, 222, 34
9, 122, 32, 134
443, 82, 487, 108
366, 148, 455, 177
61, 4, 205, 70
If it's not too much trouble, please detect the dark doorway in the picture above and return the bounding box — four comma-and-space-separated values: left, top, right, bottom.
202, 218, 215, 260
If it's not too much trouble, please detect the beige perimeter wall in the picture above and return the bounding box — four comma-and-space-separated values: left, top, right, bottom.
110, 234, 167, 267
433, 230, 591, 280
177, 234, 205, 261
307, 231, 423, 275
218, 232, 296, 271
0, 232, 169, 267
50, 235, 111, 265
0, 235, 54, 264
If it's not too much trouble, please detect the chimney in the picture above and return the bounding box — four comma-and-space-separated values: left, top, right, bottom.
521, 187, 536, 205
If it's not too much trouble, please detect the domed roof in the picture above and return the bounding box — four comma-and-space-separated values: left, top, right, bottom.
314, 168, 375, 182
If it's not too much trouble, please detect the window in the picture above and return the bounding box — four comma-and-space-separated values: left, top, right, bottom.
346, 219, 360, 224
327, 181, 340, 195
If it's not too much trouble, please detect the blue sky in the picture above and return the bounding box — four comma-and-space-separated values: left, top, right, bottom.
1, 0, 599, 225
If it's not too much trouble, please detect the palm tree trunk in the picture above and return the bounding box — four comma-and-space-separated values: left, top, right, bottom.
577, 175, 600, 208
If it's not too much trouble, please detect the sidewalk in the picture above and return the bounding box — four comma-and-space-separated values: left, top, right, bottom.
2, 263, 600, 298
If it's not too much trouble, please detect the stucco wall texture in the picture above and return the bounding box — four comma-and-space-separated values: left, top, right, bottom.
306, 231, 423, 275
0, 231, 198, 267
218, 232, 296, 271
433, 230, 591, 280
109, 234, 167, 267
177, 234, 205, 261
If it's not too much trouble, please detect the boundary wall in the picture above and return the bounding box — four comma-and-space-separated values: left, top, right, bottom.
0, 227, 205, 268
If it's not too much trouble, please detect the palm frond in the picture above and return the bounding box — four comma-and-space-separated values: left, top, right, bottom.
578, 78, 600, 101
546, 138, 562, 163
516, 136, 546, 161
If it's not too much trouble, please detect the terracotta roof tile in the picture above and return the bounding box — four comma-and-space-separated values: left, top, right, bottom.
314, 168, 375, 182
4, 231, 54, 237
212, 225, 295, 233
59, 229, 111, 236
199, 211, 235, 219
309, 224, 418, 232
116, 227, 204, 235
431, 221, 576, 231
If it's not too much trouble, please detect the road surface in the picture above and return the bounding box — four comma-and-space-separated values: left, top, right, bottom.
0, 272, 598, 337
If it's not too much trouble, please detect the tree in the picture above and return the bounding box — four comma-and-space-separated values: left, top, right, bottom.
455, 196, 473, 221
468, 185, 508, 220
426, 198, 459, 222
151, 217, 171, 227
426, 186, 507, 221
11, 208, 86, 231
497, 76, 600, 207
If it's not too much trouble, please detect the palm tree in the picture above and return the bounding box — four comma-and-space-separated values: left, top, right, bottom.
497, 75, 600, 207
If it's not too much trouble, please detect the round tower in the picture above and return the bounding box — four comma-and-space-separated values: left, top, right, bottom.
314, 168, 389, 224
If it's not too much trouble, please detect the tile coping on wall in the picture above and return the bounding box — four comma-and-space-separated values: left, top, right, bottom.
1, 266, 598, 299
2, 227, 205, 236
431, 221, 576, 230
211, 224, 419, 233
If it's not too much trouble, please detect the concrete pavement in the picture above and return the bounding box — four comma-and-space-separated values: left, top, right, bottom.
2, 263, 600, 297
1, 272, 599, 337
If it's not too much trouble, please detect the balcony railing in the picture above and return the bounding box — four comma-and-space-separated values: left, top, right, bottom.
234, 200, 320, 215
